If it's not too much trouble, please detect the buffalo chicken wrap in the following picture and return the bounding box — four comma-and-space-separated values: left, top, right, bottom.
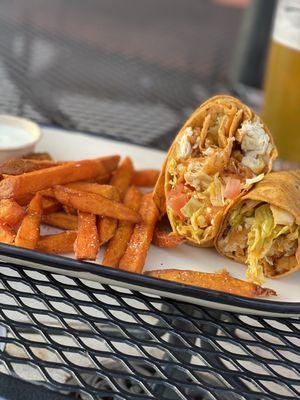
216, 171, 300, 284
154, 95, 277, 246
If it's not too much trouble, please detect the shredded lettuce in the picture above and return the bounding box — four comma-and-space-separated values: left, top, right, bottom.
274, 225, 290, 238
176, 223, 204, 242
173, 209, 204, 242
246, 204, 274, 284
181, 197, 202, 218
169, 202, 206, 243
229, 204, 243, 227
241, 200, 260, 216
246, 204, 299, 284
190, 206, 207, 230
230, 201, 261, 228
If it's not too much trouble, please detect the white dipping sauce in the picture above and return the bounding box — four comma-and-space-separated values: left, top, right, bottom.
0, 124, 33, 148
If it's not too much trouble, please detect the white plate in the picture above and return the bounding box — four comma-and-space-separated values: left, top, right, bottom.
0, 126, 299, 317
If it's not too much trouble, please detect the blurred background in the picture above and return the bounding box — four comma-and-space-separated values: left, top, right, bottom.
0, 0, 277, 150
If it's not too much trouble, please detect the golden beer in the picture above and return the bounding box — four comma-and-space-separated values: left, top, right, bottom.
262, 0, 300, 162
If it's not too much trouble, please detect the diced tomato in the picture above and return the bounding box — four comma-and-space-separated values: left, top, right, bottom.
224, 178, 241, 200
167, 184, 190, 219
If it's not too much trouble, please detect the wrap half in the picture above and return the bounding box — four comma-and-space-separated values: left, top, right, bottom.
153, 95, 277, 246
216, 171, 300, 283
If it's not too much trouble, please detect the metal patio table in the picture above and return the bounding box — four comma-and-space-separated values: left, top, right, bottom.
0, 253, 299, 400
0, 1, 299, 399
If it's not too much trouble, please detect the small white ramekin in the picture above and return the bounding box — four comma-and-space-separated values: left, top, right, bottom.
0, 115, 42, 163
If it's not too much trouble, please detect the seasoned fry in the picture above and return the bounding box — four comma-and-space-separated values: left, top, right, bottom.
110, 157, 134, 199
119, 192, 158, 273
64, 184, 120, 218
39, 188, 55, 198
0, 222, 16, 244
146, 269, 276, 298
15, 194, 42, 249
131, 169, 159, 187
63, 205, 77, 215
98, 186, 120, 246
152, 227, 184, 248
98, 157, 133, 245
54, 186, 141, 223
0, 159, 58, 175
74, 212, 99, 260
0, 155, 120, 200
103, 186, 142, 267
24, 152, 52, 161
42, 212, 78, 230
0, 199, 25, 226
93, 173, 111, 184
67, 183, 122, 245
42, 197, 62, 214
16, 193, 35, 206
65, 183, 119, 198
98, 216, 118, 246
37, 231, 77, 254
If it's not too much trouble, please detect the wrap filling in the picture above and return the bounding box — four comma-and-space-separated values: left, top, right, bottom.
218, 201, 300, 284
166, 112, 273, 244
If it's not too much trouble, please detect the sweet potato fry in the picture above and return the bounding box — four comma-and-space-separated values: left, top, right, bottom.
98, 157, 133, 245
98, 217, 118, 245
37, 231, 77, 254
110, 157, 134, 199
119, 192, 158, 273
24, 152, 52, 161
131, 169, 159, 187
97, 185, 120, 246
15, 194, 42, 249
16, 194, 36, 206
0, 222, 16, 244
94, 173, 111, 184
146, 269, 276, 298
65, 183, 119, 199
54, 186, 141, 223
42, 212, 78, 230
74, 212, 99, 260
66, 183, 121, 245
0, 155, 120, 200
103, 186, 142, 267
152, 227, 184, 248
0, 159, 58, 175
39, 188, 55, 198
0, 199, 25, 226
42, 197, 62, 214
63, 205, 77, 215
